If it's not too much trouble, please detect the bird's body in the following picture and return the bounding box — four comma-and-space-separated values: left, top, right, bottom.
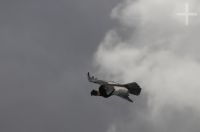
88, 72, 141, 103
97, 84, 137, 102
113, 86, 129, 96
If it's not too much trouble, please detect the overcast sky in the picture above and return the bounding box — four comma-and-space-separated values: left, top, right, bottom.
0, 0, 125, 132
1, 0, 200, 132
95, 0, 200, 132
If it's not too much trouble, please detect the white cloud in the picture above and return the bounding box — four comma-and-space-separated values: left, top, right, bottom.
95, 0, 200, 131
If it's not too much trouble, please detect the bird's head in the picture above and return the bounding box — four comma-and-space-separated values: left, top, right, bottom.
91, 90, 100, 96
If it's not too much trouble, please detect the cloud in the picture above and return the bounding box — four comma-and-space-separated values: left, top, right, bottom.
94, 0, 200, 131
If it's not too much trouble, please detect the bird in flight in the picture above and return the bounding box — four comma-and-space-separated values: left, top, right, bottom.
87, 72, 142, 103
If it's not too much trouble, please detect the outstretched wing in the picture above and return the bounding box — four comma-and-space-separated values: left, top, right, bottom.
87, 72, 107, 85
87, 72, 125, 86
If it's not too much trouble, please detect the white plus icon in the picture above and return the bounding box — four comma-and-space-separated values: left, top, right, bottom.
177, 3, 197, 25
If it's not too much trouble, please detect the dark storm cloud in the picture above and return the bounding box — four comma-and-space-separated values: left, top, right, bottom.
0, 0, 130, 132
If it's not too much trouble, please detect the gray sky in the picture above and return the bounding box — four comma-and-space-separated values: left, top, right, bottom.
2, 0, 200, 132
0, 0, 128, 132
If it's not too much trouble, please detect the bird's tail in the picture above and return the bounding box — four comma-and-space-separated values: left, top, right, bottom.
124, 82, 141, 96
